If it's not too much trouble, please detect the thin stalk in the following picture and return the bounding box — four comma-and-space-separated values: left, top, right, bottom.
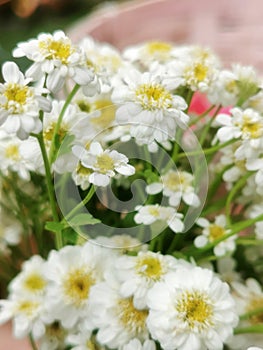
177, 138, 237, 159
234, 324, 263, 335
189, 105, 215, 126
199, 105, 221, 146
63, 185, 95, 222
49, 84, 80, 164
29, 333, 39, 350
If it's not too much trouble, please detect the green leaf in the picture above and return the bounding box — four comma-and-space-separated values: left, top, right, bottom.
45, 221, 65, 233
69, 213, 100, 226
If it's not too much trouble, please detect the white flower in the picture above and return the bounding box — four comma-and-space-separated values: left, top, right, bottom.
38, 321, 68, 350
0, 62, 48, 139
194, 215, 236, 256
111, 69, 189, 145
0, 294, 46, 339
13, 30, 94, 93
44, 242, 114, 329
0, 130, 38, 180
89, 276, 150, 349
0, 211, 22, 254
73, 141, 135, 187
8, 255, 48, 297
134, 204, 184, 233
215, 108, 263, 160
147, 266, 238, 350
115, 251, 190, 309
146, 169, 200, 207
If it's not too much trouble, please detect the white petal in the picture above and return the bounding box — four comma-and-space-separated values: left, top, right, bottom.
168, 217, 184, 233
115, 164, 135, 176
89, 142, 103, 156
194, 235, 208, 248
2, 62, 22, 83
89, 172, 110, 187
4, 116, 20, 133
146, 182, 163, 195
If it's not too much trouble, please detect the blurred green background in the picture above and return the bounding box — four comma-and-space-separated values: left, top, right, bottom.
0, 0, 124, 71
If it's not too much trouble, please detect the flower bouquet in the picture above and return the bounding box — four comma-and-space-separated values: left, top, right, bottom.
0, 28, 263, 350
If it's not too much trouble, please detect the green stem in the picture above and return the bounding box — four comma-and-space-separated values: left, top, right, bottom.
49, 84, 80, 164
234, 324, 263, 334
240, 307, 263, 321
177, 138, 237, 159
199, 105, 221, 146
189, 105, 215, 126
29, 333, 39, 350
63, 185, 95, 222
33, 133, 62, 249
225, 172, 253, 225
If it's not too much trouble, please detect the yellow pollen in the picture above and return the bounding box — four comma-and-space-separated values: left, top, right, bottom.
95, 153, 115, 174
135, 83, 172, 110
63, 267, 95, 307
23, 273, 47, 292
193, 63, 208, 82
226, 80, 238, 94
90, 100, 116, 128
16, 300, 40, 316
96, 55, 122, 72
148, 206, 160, 217
5, 144, 20, 161
4, 84, 30, 113
76, 162, 92, 176
43, 122, 68, 142
246, 296, 263, 324
164, 171, 191, 191
136, 255, 163, 281
118, 298, 148, 333
240, 116, 263, 138
176, 290, 213, 330
146, 41, 172, 60
39, 39, 72, 64
209, 224, 226, 242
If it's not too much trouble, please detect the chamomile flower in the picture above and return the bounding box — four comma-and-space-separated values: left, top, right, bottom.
194, 215, 236, 256
44, 242, 114, 329
147, 266, 238, 350
13, 30, 94, 93
74, 141, 135, 187
89, 276, 150, 349
0, 293, 46, 339
115, 251, 189, 309
111, 69, 189, 145
215, 108, 263, 159
134, 204, 184, 233
146, 169, 200, 207
0, 62, 49, 139
8, 255, 48, 297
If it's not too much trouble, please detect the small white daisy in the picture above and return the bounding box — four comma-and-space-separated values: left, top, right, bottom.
122, 338, 156, 350
115, 251, 190, 309
111, 69, 189, 145
134, 204, 184, 233
0, 62, 49, 139
146, 169, 200, 207
147, 266, 238, 350
194, 215, 236, 256
13, 30, 95, 93
73, 141, 135, 187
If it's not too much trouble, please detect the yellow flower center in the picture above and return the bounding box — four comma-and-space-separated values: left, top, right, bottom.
135, 83, 172, 110
240, 116, 263, 138
193, 63, 208, 82
135, 255, 163, 281
16, 300, 40, 316
63, 267, 95, 307
76, 162, 92, 176
118, 298, 148, 334
39, 39, 72, 64
176, 290, 214, 331
146, 41, 172, 60
90, 99, 116, 129
3, 84, 31, 113
185, 62, 209, 87
226, 80, 238, 94
43, 122, 68, 142
5, 144, 20, 161
246, 296, 263, 324
23, 273, 47, 293
95, 153, 115, 174
209, 224, 226, 242
148, 206, 160, 217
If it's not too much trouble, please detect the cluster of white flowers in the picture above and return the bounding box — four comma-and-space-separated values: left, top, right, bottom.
0, 30, 263, 350
0, 239, 239, 350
